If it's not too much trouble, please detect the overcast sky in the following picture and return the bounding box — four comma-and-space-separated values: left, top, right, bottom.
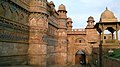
48, 0, 120, 29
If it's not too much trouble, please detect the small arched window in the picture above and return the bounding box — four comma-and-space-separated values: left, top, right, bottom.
76, 38, 85, 43
79, 40, 82, 43
104, 36, 106, 39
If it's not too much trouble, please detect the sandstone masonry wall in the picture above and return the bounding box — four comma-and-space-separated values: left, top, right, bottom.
0, 0, 29, 65
0, 42, 28, 65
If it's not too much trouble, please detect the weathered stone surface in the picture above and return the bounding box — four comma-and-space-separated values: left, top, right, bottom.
0, 42, 28, 56
0, 0, 120, 66
28, 44, 47, 55
28, 43, 47, 66
55, 53, 67, 65
47, 53, 55, 65
0, 42, 28, 65
28, 55, 47, 66
0, 55, 28, 65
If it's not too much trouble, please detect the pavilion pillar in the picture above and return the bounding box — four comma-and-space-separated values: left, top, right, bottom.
102, 30, 105, 43
116, 30, 118, 44
98, 32, 103, 67
112, 32, 114, 40
101, 24, 105, 43
116, 23, 119, 44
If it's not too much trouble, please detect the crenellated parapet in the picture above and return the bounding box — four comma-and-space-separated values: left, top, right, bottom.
67, 29, 86, 35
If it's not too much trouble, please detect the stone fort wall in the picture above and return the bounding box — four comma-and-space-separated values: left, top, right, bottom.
0, 0, 29, 65
0, 0, 100, 66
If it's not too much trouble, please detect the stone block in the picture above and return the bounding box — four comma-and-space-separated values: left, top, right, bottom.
47, 53, 55, 65
0, 42, 28, 65
55, 53, 67, 65
0, 42, 28, 56
28, 55, 47, 66
0, 55, 28, 65
28, 44, 47, 55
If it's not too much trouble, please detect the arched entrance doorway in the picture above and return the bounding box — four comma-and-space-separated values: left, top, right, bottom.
75, 50, 86, 64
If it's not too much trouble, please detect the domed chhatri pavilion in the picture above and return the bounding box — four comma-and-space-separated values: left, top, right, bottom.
95, 7, 120, 45
100, 7, 118, 22
0, 0, 120, 66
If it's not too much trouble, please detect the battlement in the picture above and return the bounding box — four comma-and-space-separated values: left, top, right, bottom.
67, 28, 86, 35
72, 29, 85, 31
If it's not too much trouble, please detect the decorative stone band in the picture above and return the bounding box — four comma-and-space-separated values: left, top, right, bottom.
30, 26, 48, 34
0, 17, 29, 43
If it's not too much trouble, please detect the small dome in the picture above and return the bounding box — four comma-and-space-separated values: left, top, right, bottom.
67, 17, 72, 22
58, 4, 66, 11
88, 16, 94, 21
100, 8, 118, 22
49, 1, 55, 7
49, 1, 54, 5
101, 8, 115, 19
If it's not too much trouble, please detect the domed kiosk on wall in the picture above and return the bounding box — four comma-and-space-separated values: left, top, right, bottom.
95, 8, 120, 45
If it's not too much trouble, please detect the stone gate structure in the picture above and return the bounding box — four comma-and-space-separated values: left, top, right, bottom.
0, 0, 120, 66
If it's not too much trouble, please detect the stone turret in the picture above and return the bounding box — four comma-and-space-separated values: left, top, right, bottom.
57, 4, 67, 28
67, 17, 73, 31
55, 4, 68, 65
86, 16, 95, 28
49, 1, 55, 7
49, 1, 56, 15
28, 0, 48, 66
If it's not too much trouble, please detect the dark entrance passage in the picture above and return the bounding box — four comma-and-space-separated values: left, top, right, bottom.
75, 50, 86, 65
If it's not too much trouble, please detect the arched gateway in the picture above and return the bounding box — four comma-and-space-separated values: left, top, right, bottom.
75, 50, 86, 64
